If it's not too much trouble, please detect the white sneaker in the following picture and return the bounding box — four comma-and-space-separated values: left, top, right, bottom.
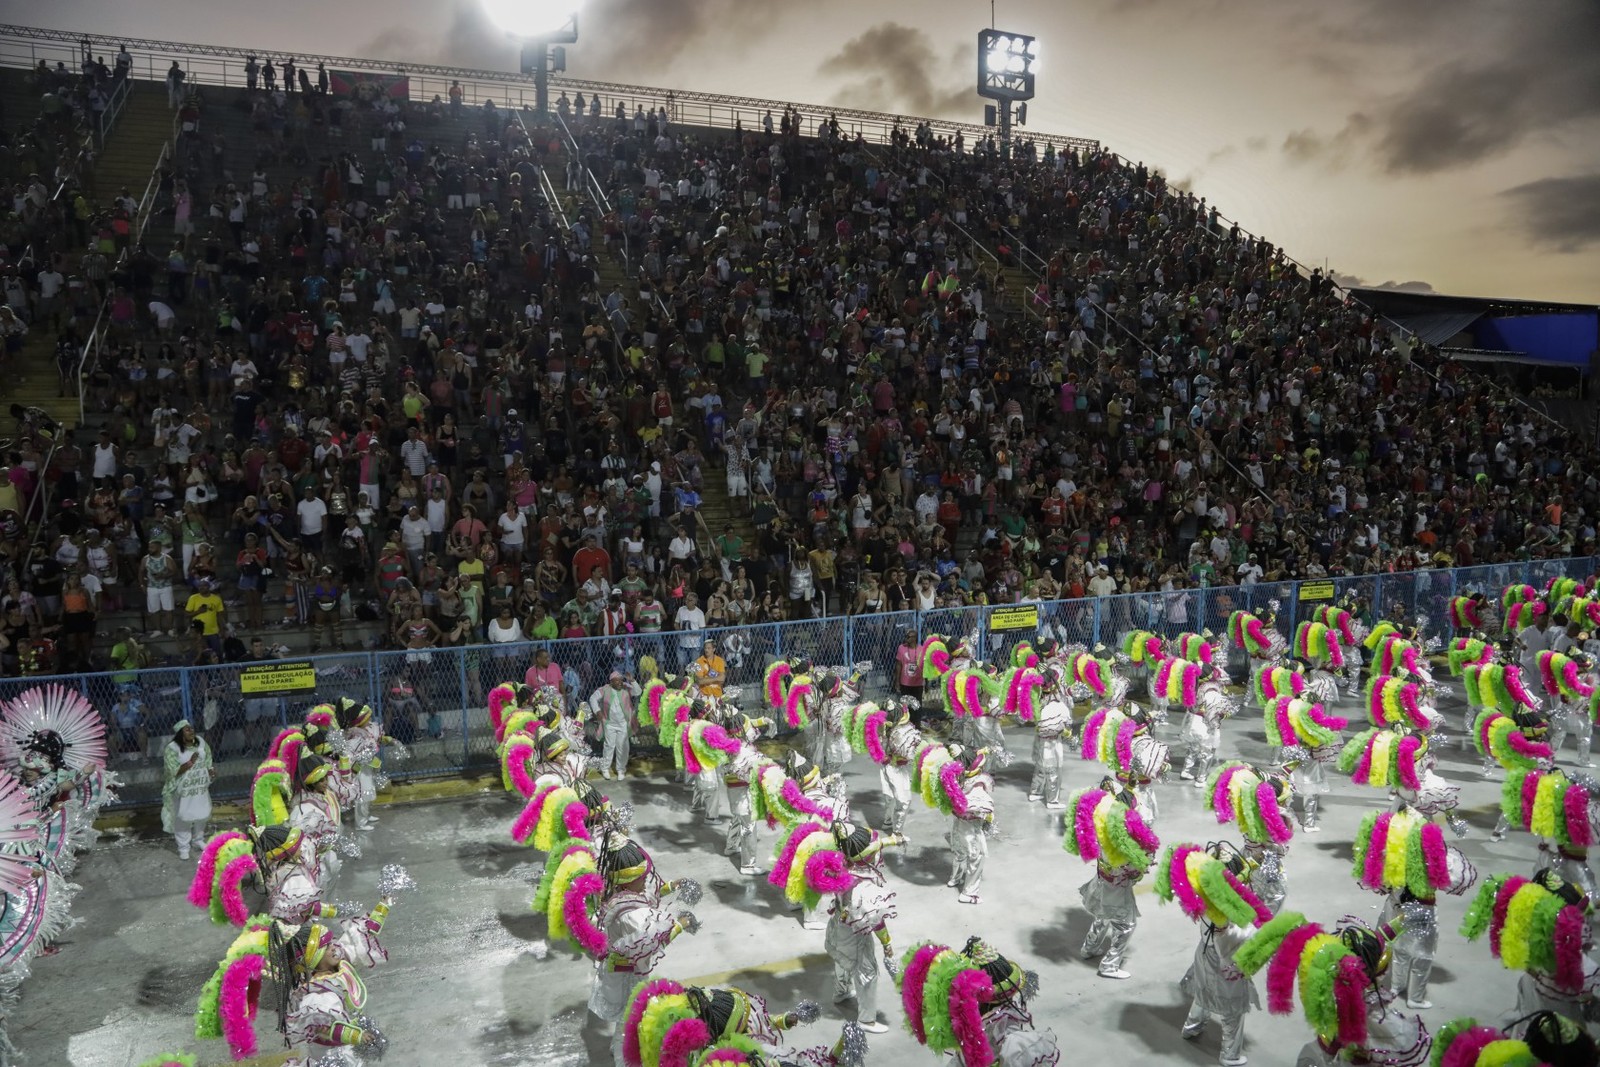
600, 769, 613, 780
859, 1019, 890, 1034
177, 850, 190, 860
1097, 967, 1132, 980
1027, 794, 1043, 802
1045, 801, 1066, 810
946, 876, 959, 888
1192, 777, 1205, 789
1221, 1057, 1248, 1066
1406, 999, 1432, 1010
1305, 823, 1322, 833
958, 893, 981, 905
1179, 769, 1195, 781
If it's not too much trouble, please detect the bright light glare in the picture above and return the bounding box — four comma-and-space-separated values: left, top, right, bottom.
1026, 40, 1040, 56
992, 35, 1011, 52
1026, 58, 1039, 74
1006, 55, 1026, 73
482, 0, 581, 38
986, 50, 1008, 73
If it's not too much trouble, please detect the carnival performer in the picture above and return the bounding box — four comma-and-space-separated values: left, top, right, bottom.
1432, 1015, 1596, 1067
619, 980, 821, 1067
1540, 648, 1596, 767
590, 671, 642, 780
1027, 667, 1072, 810
189, 824, 328, 927
337, 698, 396, 831
878, 698, 922, 834
1204, 762, 1294, 916
1066, 778, 1160, 980
161, 719, 213, 860
1232, 914, 1425, 1067
721, 704, 771, 875
823, 821, 905, 1034
944, 744, 995, 905
1228, 603, 1287, 701
289, 755, 343, 884
897, 936, 1059, 1066
1264, 695, 1345, 833
815, 671, 861, 775
1350, 806, 1478, 1009
687, 700, 730, 823
588, 832, 701, 1036
1153, 842, 1273, 1067
1178, 663, 1237, 788
1499, 766, 1599, 903
1462, 868, 1600, 1021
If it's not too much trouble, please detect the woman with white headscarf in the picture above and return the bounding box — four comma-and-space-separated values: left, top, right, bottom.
161, 719, 213, 859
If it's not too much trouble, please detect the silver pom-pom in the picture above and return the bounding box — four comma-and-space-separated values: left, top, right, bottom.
882, 950, 900, 980
373, 772, 392, 792
325, 727, 352, 757
678, 912, 702, 935
376, 864, 417, 898
1019, 969, 1041, 1001
385, 741, 412, 763
329, 899, 365, 919
354, 1015, 387, 1060
674, 878, 703, 906
312, 1048, 361, 1067
837, 1020, 869, 1067
335, 835, 364, 859
526, 939, 550, 960
991, 747, 1013, 768
610, 802, 636, 832
789, 999, 821, 1025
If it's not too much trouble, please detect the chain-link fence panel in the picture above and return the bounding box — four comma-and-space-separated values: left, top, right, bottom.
1038, 595, 1097, 648
1095, 592, 1164, 651
372, 647, 473, 778
848, 610, 919, 702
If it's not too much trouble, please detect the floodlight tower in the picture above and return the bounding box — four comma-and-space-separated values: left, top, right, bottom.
976, 29, 1038, 157
483, 0, 583, 114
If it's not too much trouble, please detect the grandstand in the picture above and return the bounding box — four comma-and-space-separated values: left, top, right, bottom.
0, 23, 1596, 807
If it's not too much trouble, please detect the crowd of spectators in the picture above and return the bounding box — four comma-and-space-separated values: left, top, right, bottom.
0, 48, 1595, 686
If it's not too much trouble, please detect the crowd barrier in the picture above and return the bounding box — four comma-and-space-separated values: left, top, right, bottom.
16, 555, 1592, 809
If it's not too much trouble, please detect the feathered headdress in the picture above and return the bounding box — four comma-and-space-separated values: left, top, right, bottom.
1229, 610, 1275, 658
1366, 676, 1437, 732
1447, 638, 1494, 677
1472, 709, 1552, 772
1205, 763, 1294, 845
1154, 842, 1273, 929
1001, 667, 1045, 722
0, 774, 42, 895
843, 701, 893, 765
682, 719, 742, 777
1062, 787, 1160, 874
1372, 633, 1430, 681
1460, 872, 1589, 993
945, 668, 1000, 719
511, 784, 593, 853
1501, 768, 1595, 852
921, 635, 953, 681
1312, 604, 1359, 647
1232, 911, 1384, 1048
1428, 1019, 1549, 1067
1175, 632, 1218, 666
782, 673, 817, 731
1337, 728, 1427, 791
528, 840, 607, 957
1011, 641, 1040, 670
1120, 630, 1163, 665
1080, 706, 1167, 783
1254, 664, 1307, 706
620, 978, 702, 1067
488, 681, 521, 741
188, 830, 261, 927
1537, 650, 1594, 702
1067, 650, 1112, 699
1266, 696, 1347, 752
0, 683, 109, 774
1350, 808, 1477, 898
193, 916, 272, 1060
1295, 621, 1345, 670
1463, 662, 1540, 713
1547, 577, 1585, 605
899, 938, 1037, 1066
1503, 583, 1539, 614
1506, 599, 1548, 633
768, 821, 853, 909
1447, 596, 1486, 632
749, 762, 834, 829
1153, 656, 1205, 709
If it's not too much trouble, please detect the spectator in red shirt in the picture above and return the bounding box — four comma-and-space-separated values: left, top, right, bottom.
571, 534, 611, 584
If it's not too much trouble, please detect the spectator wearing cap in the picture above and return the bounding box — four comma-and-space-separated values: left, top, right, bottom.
184, 577, 225, 654
589, 670, 640, 779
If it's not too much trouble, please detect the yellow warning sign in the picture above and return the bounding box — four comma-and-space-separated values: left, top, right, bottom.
989, 606, 1040, 632
239, 661, 318, 695
1298, 581, 1336, 603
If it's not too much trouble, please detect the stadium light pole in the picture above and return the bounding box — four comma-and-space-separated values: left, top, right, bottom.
483, 0, 584, 114
976, 29, 1038, 158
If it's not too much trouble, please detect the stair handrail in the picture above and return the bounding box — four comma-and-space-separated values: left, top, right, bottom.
14, 440, 59, 586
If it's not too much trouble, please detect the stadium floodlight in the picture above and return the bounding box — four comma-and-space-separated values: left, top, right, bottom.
483, 0, 582, 42
976, 28, 1036, 103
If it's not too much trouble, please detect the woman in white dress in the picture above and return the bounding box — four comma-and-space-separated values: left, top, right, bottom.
161, 719, 213, 859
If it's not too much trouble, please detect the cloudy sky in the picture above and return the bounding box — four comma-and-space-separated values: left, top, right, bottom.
32, 0, 1600, 302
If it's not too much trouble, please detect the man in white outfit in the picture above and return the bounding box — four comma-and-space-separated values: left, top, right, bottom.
589, 672, 640, 779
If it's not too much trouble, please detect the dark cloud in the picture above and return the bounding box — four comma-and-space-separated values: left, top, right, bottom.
1500, 175, 1600, 254
817, 23, 972, 117
1329, 273, 1436, 294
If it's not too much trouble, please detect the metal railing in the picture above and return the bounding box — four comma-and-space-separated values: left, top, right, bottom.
0, 24, 1099, 159
14, 553, 1593, 809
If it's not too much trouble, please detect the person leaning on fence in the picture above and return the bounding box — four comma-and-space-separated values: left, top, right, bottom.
589, 671, 640, 779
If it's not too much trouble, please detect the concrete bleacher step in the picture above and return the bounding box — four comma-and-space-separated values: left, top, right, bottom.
93, 83, 172, 208
7, 333, 78, 430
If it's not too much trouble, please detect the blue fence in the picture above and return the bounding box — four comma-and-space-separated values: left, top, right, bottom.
40, 555, 1595, 809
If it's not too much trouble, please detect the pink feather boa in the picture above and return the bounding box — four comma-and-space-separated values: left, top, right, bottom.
219, 953, 265, 1059
1396, 736, 1423, 791
1073, 791, 1105, 860
1211, 766, 1242, 821
1255, 781, 1293, 844
902, 944, 943, 1042
512, 785, 557, 844
1333, 955, 1370, 1047
1270, 701, 1295, 745
659, 1017, 712, 1067
1223, 868, 1273, 927
949, 968, 996, 1067
1308, 703, 1348, 731
1080, 708, 1110, 761
1490, 878, 1529, 959
1363, 813, 1392, 890
780, 780, 833, 820
939, 761, 970, 817
1114, 721, 1136, 774
804, 850, 853, 894
1506, 667, 1538, 709
1351, 735, 1376, 785
1522, 768, 1542, 828
681, 729, 703, 777
1267, 923, 1323, 1013
190, 832, 244, 908
704, 724, 742, 755
863, 710, 889, 764
488, 684, 516, 736
648, 684, 667, 724
1082, 658, 1106, 696
564, 801, 591, 843
768, 822, 826, 891
765, 663, 791, 710
506, 742, 539, 798
218, 853, 257, 927
624, 979, 684, 1067
564, 871, 608, 956
1567, 785, 1594, 848
1327, 631, 1345, 669
784, 681, 815, 728
926, 645, 952, 675
1180, 662, 1199, 708
1126, 808, 1159, 856
1510, 730, 1554, 761
1442, 1030, 1503, 1067
1167, 844, 1205, 919
1554, 905, 1586, 992
1419, 823, 1449, 890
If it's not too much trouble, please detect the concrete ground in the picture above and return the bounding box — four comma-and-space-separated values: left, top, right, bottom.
17, 679, 1555, 1067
